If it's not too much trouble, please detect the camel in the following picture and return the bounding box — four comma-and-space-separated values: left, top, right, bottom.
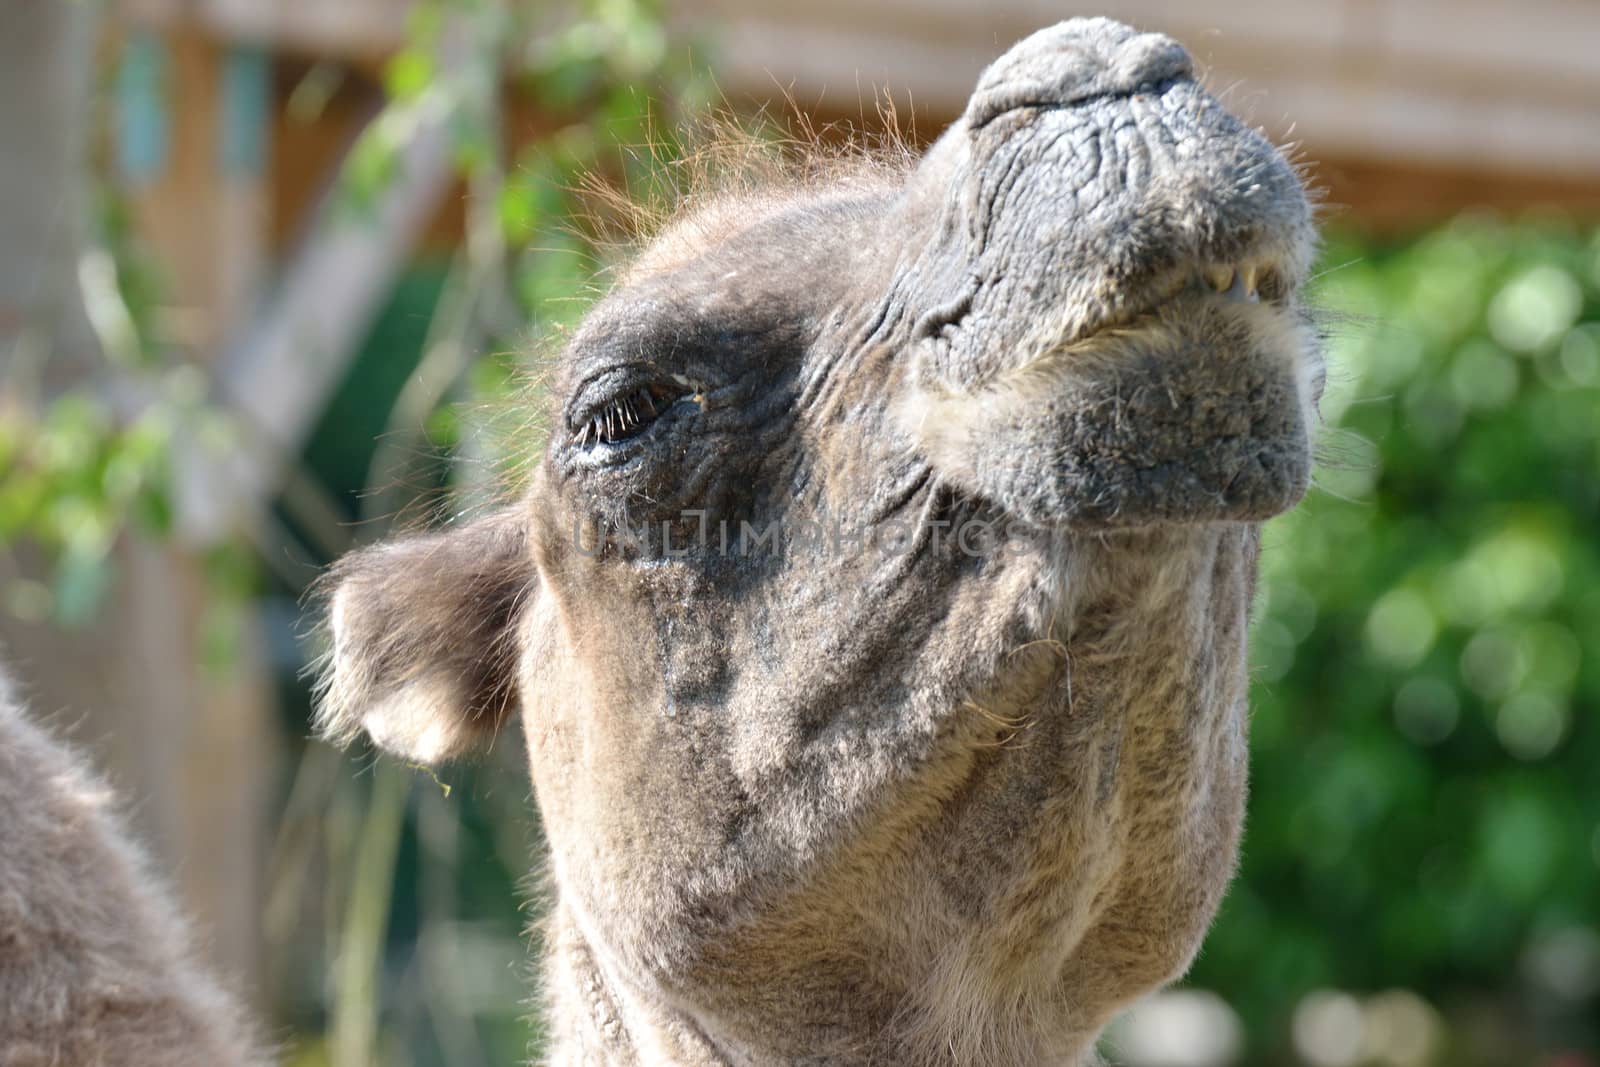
0, 18, 1320, 1066
0, 676, 267, 1065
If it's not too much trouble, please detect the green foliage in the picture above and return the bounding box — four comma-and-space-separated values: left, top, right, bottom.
0, 389, 174, 625
1191, 220, 1600, 1063
0, 138, 248, 631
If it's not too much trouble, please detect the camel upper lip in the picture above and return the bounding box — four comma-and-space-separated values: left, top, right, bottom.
1066, 257, 1294, 348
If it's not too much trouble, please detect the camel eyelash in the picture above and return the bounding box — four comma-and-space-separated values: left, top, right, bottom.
573, 382, 687, 448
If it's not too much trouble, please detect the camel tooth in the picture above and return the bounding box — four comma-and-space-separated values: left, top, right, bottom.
1240, 265, 1260, 300
1224, 269, 1259, 303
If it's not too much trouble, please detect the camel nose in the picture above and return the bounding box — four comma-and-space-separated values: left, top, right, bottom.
967, 18, 1194, 128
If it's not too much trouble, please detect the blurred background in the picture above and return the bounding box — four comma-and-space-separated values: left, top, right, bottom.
1, 1, 1596, 1064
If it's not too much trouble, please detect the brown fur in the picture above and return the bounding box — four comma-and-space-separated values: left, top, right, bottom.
0, 672, 268, 1066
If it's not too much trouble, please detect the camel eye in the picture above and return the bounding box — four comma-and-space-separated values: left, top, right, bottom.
573, 381, 686, 448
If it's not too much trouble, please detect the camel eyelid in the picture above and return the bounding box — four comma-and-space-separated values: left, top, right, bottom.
572, 381, 688, 448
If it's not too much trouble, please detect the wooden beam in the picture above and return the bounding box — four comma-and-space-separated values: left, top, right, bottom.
189, 114, 454, 541
118, 0, 413, 57
117, 0, 1600, 216
670, 0, 1600, 183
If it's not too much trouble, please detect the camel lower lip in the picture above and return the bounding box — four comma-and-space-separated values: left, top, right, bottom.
908, 300, 1315, 527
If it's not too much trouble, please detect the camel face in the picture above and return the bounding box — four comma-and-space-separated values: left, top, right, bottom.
323, 18, 1319, 1064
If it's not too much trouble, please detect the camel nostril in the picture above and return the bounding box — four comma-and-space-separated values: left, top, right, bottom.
967, 18, 1195, 128
1110, 31, 1194, 90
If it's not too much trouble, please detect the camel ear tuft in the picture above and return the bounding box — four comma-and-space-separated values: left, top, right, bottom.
316, 509, 533, 764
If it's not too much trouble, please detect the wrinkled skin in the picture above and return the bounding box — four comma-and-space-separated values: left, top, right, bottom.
324, 18, 1320, 1066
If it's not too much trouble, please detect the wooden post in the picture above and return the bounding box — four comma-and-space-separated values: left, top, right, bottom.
112, 17, 280, 1003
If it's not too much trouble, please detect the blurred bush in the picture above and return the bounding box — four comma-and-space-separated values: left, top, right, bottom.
1185, 220, 1600, 1066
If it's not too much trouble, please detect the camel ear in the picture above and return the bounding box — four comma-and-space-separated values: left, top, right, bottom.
317, 508, 533, 764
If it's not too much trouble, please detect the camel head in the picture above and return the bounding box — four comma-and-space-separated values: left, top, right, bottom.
320, 18, 1319, 1065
